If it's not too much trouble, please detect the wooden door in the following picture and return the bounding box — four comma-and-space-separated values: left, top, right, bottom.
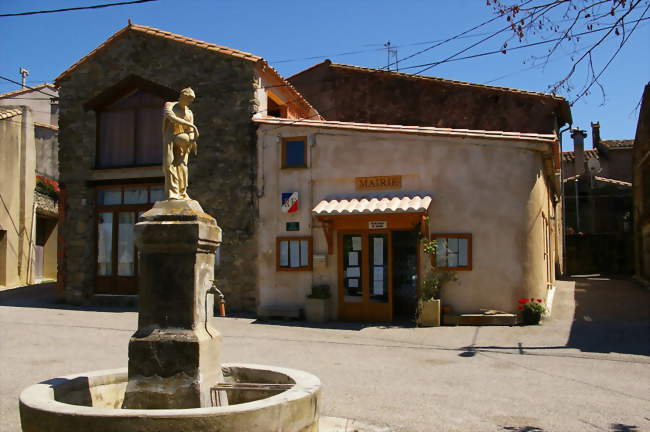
338, 230, 393, 322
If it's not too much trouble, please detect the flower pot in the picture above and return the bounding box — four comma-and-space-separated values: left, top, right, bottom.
305, 297, 330, 323
522, 308, 542, 325
417, 299, 440, 327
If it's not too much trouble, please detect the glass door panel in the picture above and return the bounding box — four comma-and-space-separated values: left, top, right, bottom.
342, 234, 363, 302
117, 212, 136, 276
369, 234, 388, 303
97, 212, 113, 275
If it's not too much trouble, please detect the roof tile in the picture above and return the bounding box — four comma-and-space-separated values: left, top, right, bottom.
254, 117, 556, 144
313, 196, 432, 216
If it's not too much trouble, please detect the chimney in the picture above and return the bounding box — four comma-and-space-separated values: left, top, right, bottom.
571, 128, 587, 175
591, 121, 610, 160
591, 122, 601, 148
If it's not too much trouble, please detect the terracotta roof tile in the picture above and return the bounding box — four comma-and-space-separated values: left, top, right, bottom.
601, 139, 634, 149
313, 196, 432, 216
0, 108, 23, 120
56, 23, 262, 84
34, 122, 58, 131
253, 117, 556, 144
0, 84, 57, 99
562, 149, 599, 162
594, 176, 632, 187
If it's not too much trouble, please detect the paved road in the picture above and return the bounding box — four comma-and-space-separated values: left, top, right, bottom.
1, 277, 648, 432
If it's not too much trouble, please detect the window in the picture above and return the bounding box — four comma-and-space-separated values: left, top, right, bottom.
431, 234, 472, 271
281, 137, 307, 168
276, 237, 312, 271
97, 89, 164, 168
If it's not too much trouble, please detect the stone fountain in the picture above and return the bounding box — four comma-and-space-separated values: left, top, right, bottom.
18, 88, 322, 432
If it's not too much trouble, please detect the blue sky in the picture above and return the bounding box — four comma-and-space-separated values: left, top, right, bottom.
1, 0, 648, 148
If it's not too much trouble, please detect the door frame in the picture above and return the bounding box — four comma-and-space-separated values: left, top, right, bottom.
337, 230, 393, 322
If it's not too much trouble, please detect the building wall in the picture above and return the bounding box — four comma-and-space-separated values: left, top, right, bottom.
0, 108, 36, 288
35, 125, 59, 179
57, 31, 260, 310
633, 84, 650, 282
288, 62, 569, 134
0, 88, 58, 125
256, 125, 558, 316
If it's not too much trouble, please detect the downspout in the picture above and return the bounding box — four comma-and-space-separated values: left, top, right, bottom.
558, 125, 571, 276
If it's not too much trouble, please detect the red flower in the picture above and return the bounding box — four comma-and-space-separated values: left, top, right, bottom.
518, 298, 529, 304
536, 299, 543, 303
518, 305, 524, 311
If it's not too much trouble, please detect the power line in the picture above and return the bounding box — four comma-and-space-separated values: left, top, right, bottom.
0, 0, 159, 18
394, 17, 650, 73
0, 76, 57, 98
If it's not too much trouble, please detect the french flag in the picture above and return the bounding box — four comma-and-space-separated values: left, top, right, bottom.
281, 192, 299, 213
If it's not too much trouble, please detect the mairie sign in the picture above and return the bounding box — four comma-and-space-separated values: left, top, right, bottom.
281, 192, 299, 213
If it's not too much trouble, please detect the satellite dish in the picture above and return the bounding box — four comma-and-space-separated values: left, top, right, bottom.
587, 158, 601, 174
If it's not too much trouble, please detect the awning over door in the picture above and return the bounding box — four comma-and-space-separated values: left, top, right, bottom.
312, 195, 432, 216
312, 195, 432, 253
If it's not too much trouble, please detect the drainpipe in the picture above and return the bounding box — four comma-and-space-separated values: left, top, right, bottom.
571, 128, 587, 234
558, 125, 571, 275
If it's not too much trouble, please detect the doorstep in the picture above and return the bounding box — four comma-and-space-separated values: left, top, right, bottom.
257, 307, 301, 320
91, 294, 138, 307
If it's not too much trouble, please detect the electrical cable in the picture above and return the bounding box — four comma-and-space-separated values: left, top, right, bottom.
0, 0, 159, 18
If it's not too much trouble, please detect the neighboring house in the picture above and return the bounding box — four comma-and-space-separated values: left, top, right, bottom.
56, 24, 570, 321
54, 23, 317, 308
633, 84, 650, 284
288, 60, 571, 134
561, 123, 633, 274
0, 99, 59, 289
255, 118, 563, 320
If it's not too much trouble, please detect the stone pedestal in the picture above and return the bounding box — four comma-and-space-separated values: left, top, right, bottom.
122, 200, 223, 409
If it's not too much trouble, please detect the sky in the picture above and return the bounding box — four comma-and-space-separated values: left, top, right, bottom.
1, 0, 648, 149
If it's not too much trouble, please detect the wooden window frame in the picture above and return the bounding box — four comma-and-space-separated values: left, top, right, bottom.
95, 183, 163, 279
281, 136, 308, 169
430, 233, 473, 271
276, 236, 313, 271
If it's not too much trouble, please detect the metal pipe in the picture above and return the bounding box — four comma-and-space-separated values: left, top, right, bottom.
207, 280, 226, 317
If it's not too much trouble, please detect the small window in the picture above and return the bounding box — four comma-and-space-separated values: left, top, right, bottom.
277, 237, 312, 271
431, 234, 472, 271
282, 137, 307, 168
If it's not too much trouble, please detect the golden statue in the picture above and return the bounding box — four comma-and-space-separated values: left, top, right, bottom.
163, 87, 199, 200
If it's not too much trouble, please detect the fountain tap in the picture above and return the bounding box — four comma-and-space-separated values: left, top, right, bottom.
207, 280, 226, 317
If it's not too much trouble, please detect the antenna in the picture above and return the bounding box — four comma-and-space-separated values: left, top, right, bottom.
19, 67, 29, 88
384, 41, 398, 72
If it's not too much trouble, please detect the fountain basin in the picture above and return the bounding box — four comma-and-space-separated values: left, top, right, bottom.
19, 363, 321, 432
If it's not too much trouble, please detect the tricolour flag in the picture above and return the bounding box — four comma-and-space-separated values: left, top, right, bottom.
281, 192, 299, 213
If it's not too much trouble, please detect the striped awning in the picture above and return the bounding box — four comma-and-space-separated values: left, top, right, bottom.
312, 195, 432, 216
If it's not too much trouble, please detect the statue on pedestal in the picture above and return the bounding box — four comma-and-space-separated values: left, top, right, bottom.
163, 87, 199, 200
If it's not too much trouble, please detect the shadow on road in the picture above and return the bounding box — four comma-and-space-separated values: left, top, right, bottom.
0, 283, 136, 313
251, 318, 415, 331
565, 275, 649, 356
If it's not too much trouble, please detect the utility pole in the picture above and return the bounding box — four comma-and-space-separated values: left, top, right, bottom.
384, 42, 398, 72
19, 67, 29, 88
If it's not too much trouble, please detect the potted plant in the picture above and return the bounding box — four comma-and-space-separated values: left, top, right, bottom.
518, 298, 546, 325
305, 284, 330, 323
417, 239, 457, 327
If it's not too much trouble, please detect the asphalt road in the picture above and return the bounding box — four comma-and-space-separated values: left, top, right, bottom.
1, 277, 648, 432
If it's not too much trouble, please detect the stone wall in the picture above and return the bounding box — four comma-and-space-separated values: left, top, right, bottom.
289, 61, 570, 134
57, 30, 259, 311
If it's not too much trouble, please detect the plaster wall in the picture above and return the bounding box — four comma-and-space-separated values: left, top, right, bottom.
35, 125, 59, 179
0, 108, 36, 288
0, 88, 58, 125
256, 125, 557, 316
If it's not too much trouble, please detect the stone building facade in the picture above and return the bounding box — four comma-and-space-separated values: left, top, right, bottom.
55, 24, 316, 310
633, 84, 650, 283
288, 60, 571, 134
